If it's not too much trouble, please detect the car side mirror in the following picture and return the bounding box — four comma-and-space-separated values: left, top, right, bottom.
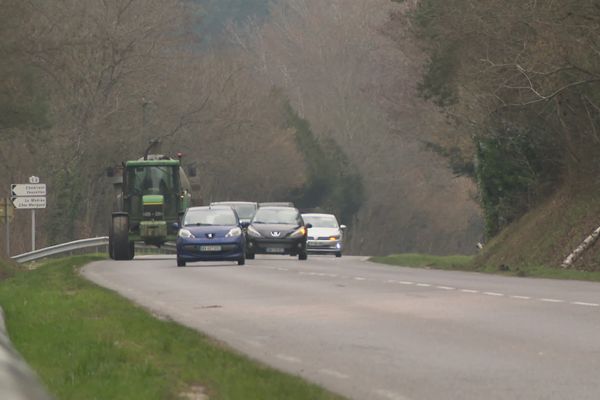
305, 223, 313, 229
172, 222, 180, 230
340, 224, 347, 230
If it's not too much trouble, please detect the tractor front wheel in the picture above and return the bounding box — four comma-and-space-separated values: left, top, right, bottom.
111, 214, 132, 260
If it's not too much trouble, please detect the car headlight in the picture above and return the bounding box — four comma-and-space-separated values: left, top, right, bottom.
226, 227, 242, 237
329, 235, 340, 240
178, 229, 194, 239
289, 226, 306, 238
247, 225, 262, 237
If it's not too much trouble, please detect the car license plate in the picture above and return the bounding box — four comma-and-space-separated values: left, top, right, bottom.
200, 245, 222, 252
266, 247, 284, 253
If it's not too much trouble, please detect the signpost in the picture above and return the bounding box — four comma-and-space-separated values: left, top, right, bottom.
0, 198, 13, 256
11, 176, 46, 251
10, 197, 47, 209
11, 184, 46, 197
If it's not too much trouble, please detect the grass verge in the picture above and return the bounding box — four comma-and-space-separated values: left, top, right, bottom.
0, 255, 344, 400
370, 253, 473, 270
370, 253, 600, 282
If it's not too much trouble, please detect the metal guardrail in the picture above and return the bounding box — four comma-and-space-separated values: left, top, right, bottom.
11, 237, 109, 264
11, 237, 177, 264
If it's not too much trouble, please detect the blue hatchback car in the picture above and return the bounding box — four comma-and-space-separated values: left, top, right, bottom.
176, 206, 246, 267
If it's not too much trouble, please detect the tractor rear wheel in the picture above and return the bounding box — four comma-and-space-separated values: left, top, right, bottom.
128, 240, 135, 260
111, 214, 131, 260
108, 224, 114, 259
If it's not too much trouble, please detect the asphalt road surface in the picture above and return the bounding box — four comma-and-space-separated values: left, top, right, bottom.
82, 255, 600, 400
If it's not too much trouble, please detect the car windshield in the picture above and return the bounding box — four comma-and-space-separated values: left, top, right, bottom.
303, 215, 339, 228
184, 209, 237, 226
253, 208, 300, 225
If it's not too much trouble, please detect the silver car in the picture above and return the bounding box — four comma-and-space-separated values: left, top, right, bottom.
210, 201, 258, 224
301, 213, 346, 257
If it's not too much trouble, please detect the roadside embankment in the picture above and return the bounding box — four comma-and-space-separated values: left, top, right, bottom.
0, 307, 52, 400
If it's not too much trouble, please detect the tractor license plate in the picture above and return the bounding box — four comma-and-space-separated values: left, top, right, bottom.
200, 245, 222, 252
266, 247, 285, 253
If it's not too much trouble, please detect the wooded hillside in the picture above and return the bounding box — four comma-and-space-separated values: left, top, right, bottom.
386, 0, 600, 269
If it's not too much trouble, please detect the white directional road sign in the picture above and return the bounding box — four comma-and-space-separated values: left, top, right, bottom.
11, 196, 47, 209
11, 184, 46, 197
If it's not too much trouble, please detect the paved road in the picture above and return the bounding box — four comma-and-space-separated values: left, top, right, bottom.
82, 255, 600, 400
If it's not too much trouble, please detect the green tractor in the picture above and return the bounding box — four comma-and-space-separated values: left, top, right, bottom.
107, 150, 194, 260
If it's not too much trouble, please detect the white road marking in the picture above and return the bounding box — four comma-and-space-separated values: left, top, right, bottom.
572, 301, 600, 307
219, 328, 235, 335
241, 339, 264, 348
318, 369, 349, 379
540, 298, 564, 303
276, 354, 302, 363
374, 388, 410, 400
256, 263, 599, 311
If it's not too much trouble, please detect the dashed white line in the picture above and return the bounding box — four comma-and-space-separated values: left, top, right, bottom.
374, 389, 410, 400
540, 298, 564, 303
259, 265, 600, 310
318, 369, 349, 379
276, 354, 302, 363
571, 301, 600, 307
241, 339, 264, 348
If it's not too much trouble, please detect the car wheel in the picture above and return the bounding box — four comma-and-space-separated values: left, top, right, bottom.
246, 252, 255, 260
177, 258, 186, 267
298, 252, 307, 261
335, 252, 342, 258
238, 258, 245, 266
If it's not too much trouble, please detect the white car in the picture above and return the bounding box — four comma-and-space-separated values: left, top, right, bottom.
301, 213, 346, 257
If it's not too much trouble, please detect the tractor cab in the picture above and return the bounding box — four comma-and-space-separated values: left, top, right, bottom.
124, 160, 181, 224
